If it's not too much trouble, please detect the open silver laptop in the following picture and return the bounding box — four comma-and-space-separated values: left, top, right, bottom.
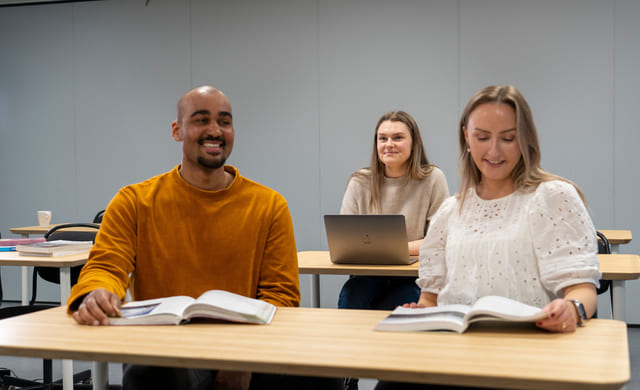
324, 214, 418, 265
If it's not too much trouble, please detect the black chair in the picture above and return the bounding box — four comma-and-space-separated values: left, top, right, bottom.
92, 209, 105, 224
29, 223, 99, 306
596, 231, 611, 293
594, 231, 612, 319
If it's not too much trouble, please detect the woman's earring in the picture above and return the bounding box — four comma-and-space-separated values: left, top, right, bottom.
467, 147, 471, 152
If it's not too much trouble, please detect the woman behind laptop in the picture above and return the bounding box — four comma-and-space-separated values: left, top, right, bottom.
339, 110, 449, 390
375, 85, 600, 389
338, 110, 449, 312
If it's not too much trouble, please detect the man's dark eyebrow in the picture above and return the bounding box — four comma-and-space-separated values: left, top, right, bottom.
190, 110, 233, 119
190, 110, 211, 118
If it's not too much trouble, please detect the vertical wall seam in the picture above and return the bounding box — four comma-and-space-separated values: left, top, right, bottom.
611, 0, 616, 226
316, 0, 322, 244
71, 3, 79, 217
189, 0, 193, 86
457, 0, 461, 116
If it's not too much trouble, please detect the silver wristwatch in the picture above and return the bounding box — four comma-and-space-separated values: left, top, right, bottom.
568, 299, 587, 326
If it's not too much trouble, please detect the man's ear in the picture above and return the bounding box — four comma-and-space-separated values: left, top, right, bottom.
171, 120, 183, 142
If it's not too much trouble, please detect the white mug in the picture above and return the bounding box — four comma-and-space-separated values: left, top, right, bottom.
37, 210, 52, 227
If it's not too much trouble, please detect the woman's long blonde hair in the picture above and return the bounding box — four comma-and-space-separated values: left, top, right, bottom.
458, 85, 586, 208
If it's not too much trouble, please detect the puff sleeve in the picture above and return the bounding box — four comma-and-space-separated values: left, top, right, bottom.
528, 181, 601, 295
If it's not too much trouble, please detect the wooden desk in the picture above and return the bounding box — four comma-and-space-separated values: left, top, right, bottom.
598, 230, 632, 253
299, 250, 419, 277
9, 224, 98, 305
0, 306, 629, 390
0, 251, 88, 304
298, 251, 640, 321
10, 225, 53, 306
597, 254, 640, 322
0, 251, 89, 390
10, 224, 55, 237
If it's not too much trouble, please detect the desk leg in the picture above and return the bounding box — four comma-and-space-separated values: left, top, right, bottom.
92, 362, 108, 390
21, 266, 28, 305
60, 267, 73, 390
606, 244, 623, 321
310, 274, 320, 308
61, 360, 73, 390
59, 269, 110, 390
20, 233, 30, 305
611, 280, 625, 322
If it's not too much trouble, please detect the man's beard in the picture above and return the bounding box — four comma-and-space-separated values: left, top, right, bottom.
198, 156, 227, 169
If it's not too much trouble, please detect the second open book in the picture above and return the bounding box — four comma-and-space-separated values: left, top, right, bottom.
109, 290, 277, 325
375, 295, 548, 333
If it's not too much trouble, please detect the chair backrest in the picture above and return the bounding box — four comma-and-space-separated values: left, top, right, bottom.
44, 223, 100, 242
596, 231, 611, 295
92, 209, 106, 224
30, 223, 99, 305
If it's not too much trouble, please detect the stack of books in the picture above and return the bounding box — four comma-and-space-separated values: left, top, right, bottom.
0, 237, 47, 252
16, 240, 93, 257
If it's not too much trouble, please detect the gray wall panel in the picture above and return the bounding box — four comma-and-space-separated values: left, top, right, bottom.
0, 4, 76, 301
460, 0, 614, 226
316, 0, 459, 308
614, 0, 640, 322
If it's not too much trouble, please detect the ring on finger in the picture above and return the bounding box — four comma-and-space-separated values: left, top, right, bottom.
562, 321, 567, 329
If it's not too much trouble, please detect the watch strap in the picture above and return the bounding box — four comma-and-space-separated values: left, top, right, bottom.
567, 299, 587, 326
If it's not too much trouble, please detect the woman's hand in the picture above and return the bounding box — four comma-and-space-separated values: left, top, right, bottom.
400, 291, 437, 308
536, 298, 577, 333
408, 239, 423, 256
402, 302, 426, 308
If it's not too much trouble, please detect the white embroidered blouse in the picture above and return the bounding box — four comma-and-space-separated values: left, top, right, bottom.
417, 180, 601, 308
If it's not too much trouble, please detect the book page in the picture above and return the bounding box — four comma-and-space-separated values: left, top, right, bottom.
111, 296, 195, 325
390, 304, 471, 317
16, 240, 93, 256
184, 290, 276, 324
375, 311, 468, 333
466, 296, 547, 323
31, 240, 93, 247
375, 305, 471, 333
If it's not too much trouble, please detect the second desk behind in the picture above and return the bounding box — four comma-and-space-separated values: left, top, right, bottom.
298, 251, 640, 321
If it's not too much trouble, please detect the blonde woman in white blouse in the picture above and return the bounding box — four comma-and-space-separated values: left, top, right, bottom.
412, 85, 600, 334
376, 86, 600, 390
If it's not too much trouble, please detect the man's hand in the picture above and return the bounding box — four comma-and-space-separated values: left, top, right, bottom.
213, 370, 252, 390
72, 288, 121, 326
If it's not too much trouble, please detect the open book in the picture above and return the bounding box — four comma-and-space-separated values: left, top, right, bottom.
109, 290, 277, 326
16, 240, 93, 257
375, 295, 548, 333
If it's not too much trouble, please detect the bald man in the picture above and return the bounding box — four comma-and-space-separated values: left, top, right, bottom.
67, 86, 339, 390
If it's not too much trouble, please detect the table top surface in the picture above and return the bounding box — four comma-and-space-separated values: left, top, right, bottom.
0, 306, 629, 389
298, 250, 419, 276
298, 251, 640, 281
0, 251, 89, 267
10, 226, 631, 243
597, 254, 640, 280
598, 230, 632, 245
